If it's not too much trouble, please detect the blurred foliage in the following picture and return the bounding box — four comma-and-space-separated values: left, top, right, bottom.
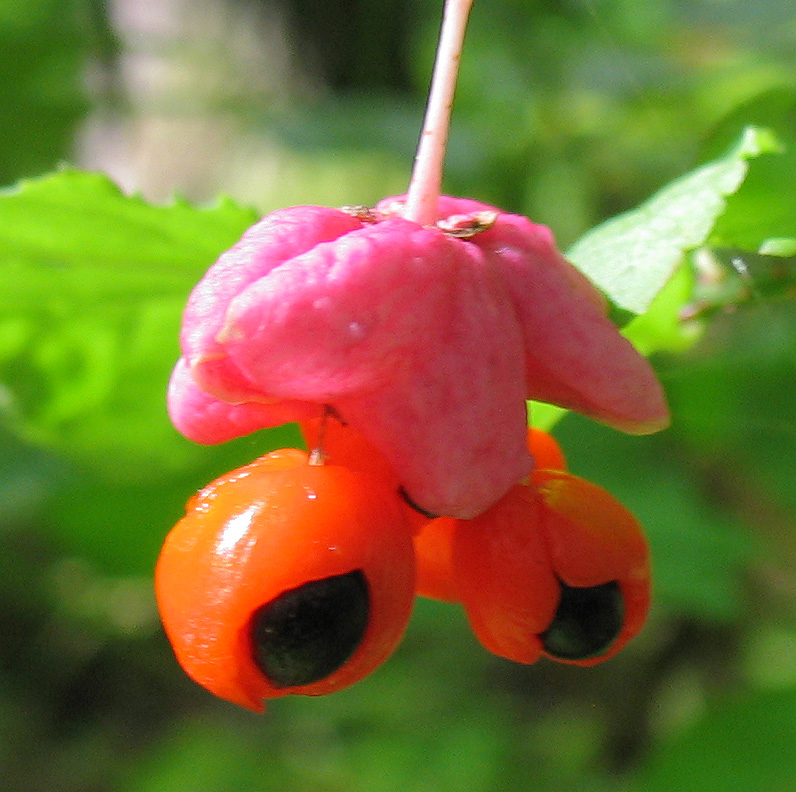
0, 0, 95, 183
1, 0, 796, 791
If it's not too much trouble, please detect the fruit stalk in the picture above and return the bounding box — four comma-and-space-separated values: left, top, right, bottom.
403, 0, 476, 226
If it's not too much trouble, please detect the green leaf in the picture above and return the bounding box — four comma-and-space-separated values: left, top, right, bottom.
759, 238, 796, 256
705, 87, 796, 251
567, 127, 779, 314
622, 261, 702, 356
0, 168, 257, 275
0, 168, 258, 478
528, 401, 568, 432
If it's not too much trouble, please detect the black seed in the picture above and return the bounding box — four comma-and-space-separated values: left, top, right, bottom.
541, 580, 624, 661
250, 570, 370, 688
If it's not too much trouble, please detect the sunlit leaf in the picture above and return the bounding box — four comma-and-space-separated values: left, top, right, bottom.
0, 169, 258, 478
707, 87, 796, 251
567, 127, 779, 314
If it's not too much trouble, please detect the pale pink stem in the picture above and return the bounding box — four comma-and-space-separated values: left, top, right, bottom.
403, 0, 475, 226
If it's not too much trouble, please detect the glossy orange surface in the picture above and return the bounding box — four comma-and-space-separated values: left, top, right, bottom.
156, 448, 416, 711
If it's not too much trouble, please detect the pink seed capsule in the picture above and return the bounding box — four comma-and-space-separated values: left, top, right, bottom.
168, 196, 668, 519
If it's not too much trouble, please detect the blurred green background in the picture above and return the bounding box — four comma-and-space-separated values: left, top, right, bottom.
2, 0, 796, 789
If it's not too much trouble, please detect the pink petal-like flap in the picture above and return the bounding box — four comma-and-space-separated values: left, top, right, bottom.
471, 213, 669, 434
215, 217, 533, 517
168, 357, 322, 444
181, 206, 363, 403
168, 195, 669, 517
